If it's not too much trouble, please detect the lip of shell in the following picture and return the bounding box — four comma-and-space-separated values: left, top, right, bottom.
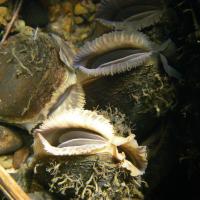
33, 109, 147, 176
73, 31, 155, 77
47, 83, 85, 117
51, 33, 76, 72
96, 0, 163, 31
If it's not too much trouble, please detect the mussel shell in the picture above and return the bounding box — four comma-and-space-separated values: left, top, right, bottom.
33, 109, 147, 177
0, 29, 76, 127
33, 154, 144, 199
74, 31, 155, 77
96, 0, 163, 31
83, 57, 176, 140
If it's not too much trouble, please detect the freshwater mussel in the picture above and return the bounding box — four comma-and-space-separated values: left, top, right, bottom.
74, 31, 177, 137
32, 108, 147, 199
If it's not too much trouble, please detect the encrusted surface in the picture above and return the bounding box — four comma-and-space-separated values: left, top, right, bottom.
34, 154, 144, 200
0, 29, 68, 124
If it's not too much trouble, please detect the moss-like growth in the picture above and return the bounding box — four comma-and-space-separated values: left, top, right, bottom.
33, 154, 144, 200
95, 106, 133, 137
84, 59, 176, 138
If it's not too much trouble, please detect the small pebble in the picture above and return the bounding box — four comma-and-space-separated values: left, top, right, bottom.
13, 147, 30, 169
0, 155, 13, 169
62, 2, 73, 14
74, 3, 88, 15
0, 6, 8, 15
74, 16, 84, 24
62, 16, 73, 33
0, 125, 23, 155
14, 19, 26, 32
0, 6, 10, 25
0, 0, 7, 4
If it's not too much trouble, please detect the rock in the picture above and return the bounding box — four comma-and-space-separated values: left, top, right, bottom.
74, 3, 88, 15
62, 1, 73, 14
0, 125, 23, 155
0, 0, 7, 4
0, 155, 13, 169
62, 16, 73, 33
13, 147, 30, 169
0, 6, 10, 26
74, 16, 84, 24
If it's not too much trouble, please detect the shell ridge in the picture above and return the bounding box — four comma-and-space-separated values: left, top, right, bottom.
73, 31, 156, 76
35, 132, 110, 156
119, 134, 148, 173
36, 109, 115, 139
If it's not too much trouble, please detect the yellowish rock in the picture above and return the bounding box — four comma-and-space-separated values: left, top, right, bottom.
0, 0, 7, 4
14, 19, 26, 32
0, 155, 13, 169
74, 3, 88, 15
0, 6, 9, 25
0, 6, 8, 16
62, 1, 73, 14
49, 4, 61, 22
62, 16, 73, 33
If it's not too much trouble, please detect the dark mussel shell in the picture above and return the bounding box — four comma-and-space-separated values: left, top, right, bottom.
0, 28, 76, 129
83, 58, 176, 139
96, 0, 163, 31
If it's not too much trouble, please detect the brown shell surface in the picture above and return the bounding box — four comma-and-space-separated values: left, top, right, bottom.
0, 30, 67, 124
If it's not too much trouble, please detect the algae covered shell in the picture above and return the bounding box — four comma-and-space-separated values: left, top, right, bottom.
33, 109, 147, 199
74, 31, 156, 77
0, 28, 82, 131
34, 154, 144, 199
33, 109, 147, 177
96, 0, 163, 31
83, 56, 176, 138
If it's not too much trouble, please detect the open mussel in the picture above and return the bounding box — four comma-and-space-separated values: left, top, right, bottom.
74, 31, 156, 77
96, 0, 164, 31
32, 109, 147, 199
73, 31, 177, 137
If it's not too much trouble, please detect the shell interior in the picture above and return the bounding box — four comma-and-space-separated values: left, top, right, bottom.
96, 0, 163, 30
34, 109, 147, 176
58, 130, 106, 144
87, 48, 148, 69
73, 31, 155, 76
